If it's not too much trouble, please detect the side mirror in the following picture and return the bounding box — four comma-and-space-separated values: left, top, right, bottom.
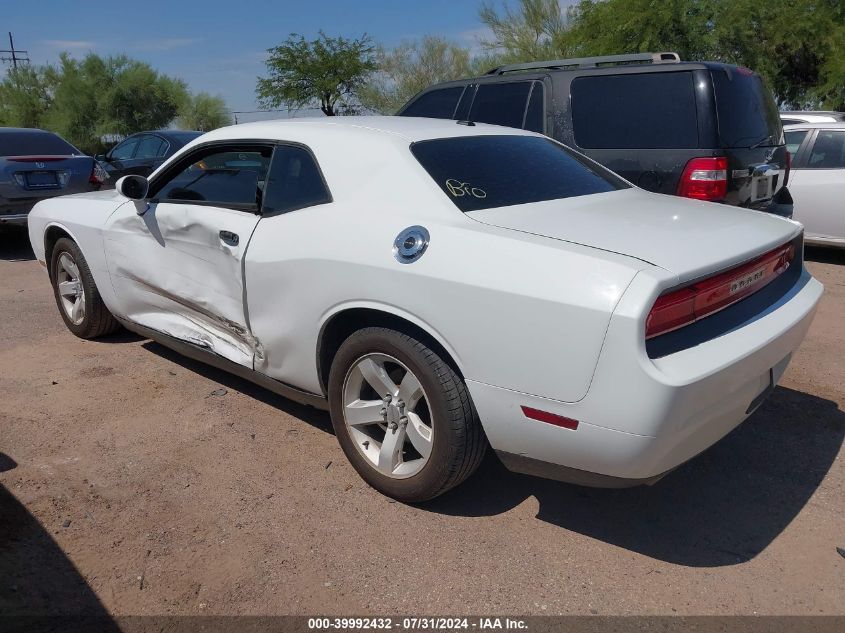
116, 175, 149, 200
95, 153, 107, 162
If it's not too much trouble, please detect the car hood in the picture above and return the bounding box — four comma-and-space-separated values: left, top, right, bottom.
466, 188, 802, 283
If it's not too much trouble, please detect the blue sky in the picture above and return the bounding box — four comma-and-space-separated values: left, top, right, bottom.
3, 0, 501, 120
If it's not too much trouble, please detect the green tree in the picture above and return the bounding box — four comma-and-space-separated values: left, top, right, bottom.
178, 92, 232, 131
99, 56, 188, 136
257, 31, 377, 116
39, 52, 188, 154
478, 0, 573, 61
360, 36, 473, 114
480, 0, 845, 110
0, 65, 54, 128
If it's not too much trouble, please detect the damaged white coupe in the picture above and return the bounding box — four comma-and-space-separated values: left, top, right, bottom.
28, 117, 822, 501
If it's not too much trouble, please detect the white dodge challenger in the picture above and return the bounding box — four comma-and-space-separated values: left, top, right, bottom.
28, 117, 823, 501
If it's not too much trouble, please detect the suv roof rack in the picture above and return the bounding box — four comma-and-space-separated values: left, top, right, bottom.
485, 52, 681, 75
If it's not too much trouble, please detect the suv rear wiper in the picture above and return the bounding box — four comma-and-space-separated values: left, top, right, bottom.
749, 134, 775, 150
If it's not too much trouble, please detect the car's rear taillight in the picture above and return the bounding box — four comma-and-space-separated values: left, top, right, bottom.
89, 161, 108, 185
645, 241, 796, 339
677, 156, 728, 201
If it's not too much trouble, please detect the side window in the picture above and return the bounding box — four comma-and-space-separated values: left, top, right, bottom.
571, 72, 699, 149
135, 136, 166, 160
153, 146, 273, 209
468, 82, 533, 129
808, 131, 845, 169
156, 140, 171, 157
524, 84, 545, 133
262, 145, 331, 214
784, 130, 809, 159
401, 87, 465, 119
110, 138, 139, 160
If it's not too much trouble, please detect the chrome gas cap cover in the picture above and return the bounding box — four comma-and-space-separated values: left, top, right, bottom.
393, 225, 430, 264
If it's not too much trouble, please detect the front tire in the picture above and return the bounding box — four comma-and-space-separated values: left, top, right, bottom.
328, 327, 486, 502
50, 237, 121, 339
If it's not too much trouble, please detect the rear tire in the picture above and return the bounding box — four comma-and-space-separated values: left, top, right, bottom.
328, 327, 487, 502
50, 237, 121, 339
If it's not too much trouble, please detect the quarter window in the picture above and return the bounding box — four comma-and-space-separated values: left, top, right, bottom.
571, 72, 699, 149
262, 145, 331, 214
784, 130, 809, 159
808, 131, 845, 169
154, 146, 272, 210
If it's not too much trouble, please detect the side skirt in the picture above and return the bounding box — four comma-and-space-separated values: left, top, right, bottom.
115, 316, 329, 411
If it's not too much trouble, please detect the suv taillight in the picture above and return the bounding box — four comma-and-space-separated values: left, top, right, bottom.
645, 241, 795, 339
677, 156, 728, 201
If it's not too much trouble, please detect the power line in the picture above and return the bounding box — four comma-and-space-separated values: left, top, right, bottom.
0, 32, 30, 69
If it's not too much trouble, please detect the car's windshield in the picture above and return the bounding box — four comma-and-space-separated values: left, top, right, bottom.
410, 135, 629, 212
0, 131, 79, 157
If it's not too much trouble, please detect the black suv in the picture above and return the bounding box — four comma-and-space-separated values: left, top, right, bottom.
398, 52, 792, 216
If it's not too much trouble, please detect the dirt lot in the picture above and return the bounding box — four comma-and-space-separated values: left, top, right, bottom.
1, 226, 843, 617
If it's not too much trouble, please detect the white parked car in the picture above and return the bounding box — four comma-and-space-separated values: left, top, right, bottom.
27, 117, 822, 501
780, 111, 845, 126
784, 122, 845, 248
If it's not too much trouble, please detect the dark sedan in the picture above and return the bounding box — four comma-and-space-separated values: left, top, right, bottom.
1, 127, 106, 227
97, 130, 202, 183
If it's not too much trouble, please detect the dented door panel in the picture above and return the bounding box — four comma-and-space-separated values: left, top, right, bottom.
103, 201, 260, 367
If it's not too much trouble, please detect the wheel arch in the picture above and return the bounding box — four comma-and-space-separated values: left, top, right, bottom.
43, 223, 80, 280
316, 305, 466, 396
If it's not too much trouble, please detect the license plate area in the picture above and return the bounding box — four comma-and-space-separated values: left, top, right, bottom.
751, 175, 773, 201
25, 171, 59, 188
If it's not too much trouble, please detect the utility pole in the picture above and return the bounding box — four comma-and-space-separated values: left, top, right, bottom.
1, 32, 30, 69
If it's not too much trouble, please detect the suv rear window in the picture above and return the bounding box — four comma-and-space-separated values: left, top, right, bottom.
411, 135, 628, 212
0, 131, 79, 157
571, 72, 699, 149
712, 68, 782, 148
401, 87, 464, 119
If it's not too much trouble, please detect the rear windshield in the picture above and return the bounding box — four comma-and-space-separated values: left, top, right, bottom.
411, 135, 628, 212
571, 72, 699, 149
0, 130, 79, 157
712, 69, 783, 148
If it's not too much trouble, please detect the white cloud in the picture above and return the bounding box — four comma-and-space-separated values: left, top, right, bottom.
41, 39, 96, 52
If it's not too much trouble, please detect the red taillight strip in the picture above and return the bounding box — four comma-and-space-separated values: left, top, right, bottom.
521, 406, 579, 430
5, 155, 72, 162
646, 241, 796, 339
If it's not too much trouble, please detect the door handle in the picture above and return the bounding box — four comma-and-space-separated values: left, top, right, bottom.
219, 230, 239, 246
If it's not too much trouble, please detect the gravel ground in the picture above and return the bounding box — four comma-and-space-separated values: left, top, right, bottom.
1, 226, 843, 617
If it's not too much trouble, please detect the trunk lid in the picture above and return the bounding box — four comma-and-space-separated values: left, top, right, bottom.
467, 188, 801, 283
0, 155, 96, 201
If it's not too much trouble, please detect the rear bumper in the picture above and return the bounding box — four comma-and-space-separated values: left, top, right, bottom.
0, 213, 30, 226
468, 267, 823, 485
758, 186, 793, 218
1, 200, 36, 225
